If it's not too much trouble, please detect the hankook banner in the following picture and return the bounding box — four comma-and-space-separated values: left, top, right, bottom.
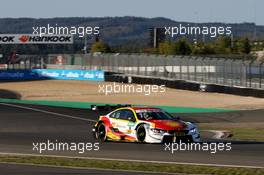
0, 34, 73, 44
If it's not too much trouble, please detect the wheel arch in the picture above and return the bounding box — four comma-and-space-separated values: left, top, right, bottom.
135, 122, 149, 131
95, 120, 105, 129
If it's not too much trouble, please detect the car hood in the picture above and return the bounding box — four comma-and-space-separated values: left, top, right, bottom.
150, 120, 187, 130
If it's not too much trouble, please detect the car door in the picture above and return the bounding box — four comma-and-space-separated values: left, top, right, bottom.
109, 109, 136, 135
119, 109, 137, 135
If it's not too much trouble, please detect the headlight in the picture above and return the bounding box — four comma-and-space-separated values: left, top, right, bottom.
189, 128, 197, 134
150, 128, 165, 134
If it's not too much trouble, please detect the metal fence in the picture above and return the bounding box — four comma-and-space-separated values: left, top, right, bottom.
8, 54, 264, 89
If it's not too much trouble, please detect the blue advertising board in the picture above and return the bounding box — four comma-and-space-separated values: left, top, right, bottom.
0, 69, 104, 81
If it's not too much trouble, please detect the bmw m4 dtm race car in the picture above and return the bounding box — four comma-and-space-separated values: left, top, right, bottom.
92, 106, 200, 143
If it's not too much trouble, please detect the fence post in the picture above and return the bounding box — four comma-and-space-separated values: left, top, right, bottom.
223, 58, 228, 85
163, 56, 167, 78
201, 56, 206, 83
145, 54, 148, 76
215, 59, 219, 84
187, 56, 190, 80
207, 57, 212, 82
248, 60, 254, 88
194, 56, 198, 81
171, 56, 175, 79
137, 55, 140, 75
240, 60, 243, 87
179, 56, 182, 80
231, 59, 234, 87
259, 62, 264, 89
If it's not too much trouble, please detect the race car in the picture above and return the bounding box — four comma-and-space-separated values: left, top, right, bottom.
92, 107, 200, 143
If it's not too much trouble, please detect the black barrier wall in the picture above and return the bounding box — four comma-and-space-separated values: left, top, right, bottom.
105, 72, 264, 98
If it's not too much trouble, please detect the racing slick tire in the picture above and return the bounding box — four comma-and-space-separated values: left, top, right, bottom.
96, 123, 107, 142
136, 124, 146, 142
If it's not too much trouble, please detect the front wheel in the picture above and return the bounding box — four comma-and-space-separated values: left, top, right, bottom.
136, 125, 146, 142
96, 123, 107, 142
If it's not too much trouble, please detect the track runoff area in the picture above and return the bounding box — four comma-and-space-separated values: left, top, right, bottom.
0, 101, 263, 174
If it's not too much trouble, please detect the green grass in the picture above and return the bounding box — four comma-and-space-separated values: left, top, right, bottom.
0, 98, 236, 113
228, 128, 264, 142
0, 155, 263, 175
200, 125, 264, 142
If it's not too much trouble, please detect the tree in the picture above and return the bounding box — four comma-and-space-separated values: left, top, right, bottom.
91, 41, 111, 53
239, 38, 251, 54
192, 42, 215, 55
215, 36, 232, 54
158, 39, 192, 55
158, 41, 175, 55
174, 39, 192, 55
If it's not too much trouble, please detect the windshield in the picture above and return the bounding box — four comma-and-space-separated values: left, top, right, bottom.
136, 110, 174, 120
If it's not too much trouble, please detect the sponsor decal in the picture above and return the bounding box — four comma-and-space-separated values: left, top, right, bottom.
0, 34, 73, 44
135, 109, 161, 113
19, 35, 29, 43
126, 129, 133, 134
0, 64, 8, 69
127, 121, 136, 127
165, 121, 180, 127
0, 69, 104, 81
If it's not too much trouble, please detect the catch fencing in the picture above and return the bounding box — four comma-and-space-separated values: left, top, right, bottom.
8, 54, 264, 89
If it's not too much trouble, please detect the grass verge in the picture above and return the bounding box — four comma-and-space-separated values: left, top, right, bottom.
199, 124, 264, 142
0, 98, 235, 113
0, 155, 263, 175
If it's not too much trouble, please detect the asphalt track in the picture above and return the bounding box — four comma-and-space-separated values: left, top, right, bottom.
0, 103, 263, 169
0, 163, 167, 175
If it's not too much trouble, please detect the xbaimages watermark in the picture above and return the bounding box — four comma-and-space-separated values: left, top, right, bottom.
164, 141, 232, 154
32, 140, 100, 154
32, 24, 100, 38
98, 82, 166, 96
164, 24, 232, 38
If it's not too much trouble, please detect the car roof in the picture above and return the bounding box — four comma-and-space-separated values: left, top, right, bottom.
110, 107, 163, 113
130, 107, 162, 111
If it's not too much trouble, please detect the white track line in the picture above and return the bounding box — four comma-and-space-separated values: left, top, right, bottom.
0, 152, 263, 169
0, 103, 96, 122
0, 162, 180, 175
0, 103, 263, 169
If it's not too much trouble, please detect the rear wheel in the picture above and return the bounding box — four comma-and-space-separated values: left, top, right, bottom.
97, 123, 107, 142
136, 125, 146, 142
